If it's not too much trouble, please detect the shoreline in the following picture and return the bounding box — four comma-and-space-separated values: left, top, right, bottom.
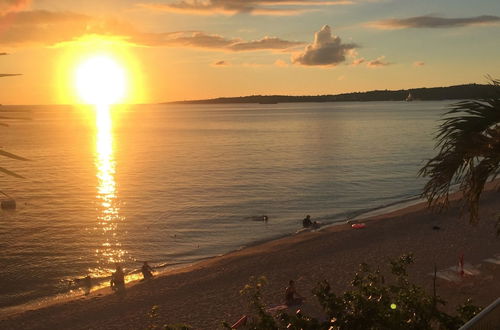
0, 190, 425, 316
1, 182, 499, 329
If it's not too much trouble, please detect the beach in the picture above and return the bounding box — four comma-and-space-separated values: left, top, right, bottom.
1, 184, 499, 330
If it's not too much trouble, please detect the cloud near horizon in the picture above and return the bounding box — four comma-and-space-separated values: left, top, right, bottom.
137, 0, 353, 16
366, 56, 391, 68
213, 60, 230, 66
369, 15, 500, 29
0, 0, 30, 14
413, 61, 425, 67
0, 10, 303, 52
0, 73, 22, 77
292, 25, 357, 66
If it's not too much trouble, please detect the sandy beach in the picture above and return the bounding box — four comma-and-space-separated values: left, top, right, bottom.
1, 185, 499, 330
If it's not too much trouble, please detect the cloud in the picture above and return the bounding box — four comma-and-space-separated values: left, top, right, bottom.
292, 25, 357, 66
351, 57, 365, 66
213, 60, 230, 66
135, 31, 303, 51
0, 73, 22, 77
369, 15, 500, 29
0, 0, 29, 14
0, 10, 302, 53
137, 0, 353, 16
0, 10, 117, 46
274, 59, 289, 67
228, 36, 302, 51
413, 61, 425, 67
366, 56, 391, 68
0, 52, 9, 55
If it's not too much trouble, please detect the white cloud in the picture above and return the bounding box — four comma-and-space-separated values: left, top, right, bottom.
292, 25, 357, 66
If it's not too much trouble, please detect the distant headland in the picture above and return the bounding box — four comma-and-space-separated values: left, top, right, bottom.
168, 83, 497, 105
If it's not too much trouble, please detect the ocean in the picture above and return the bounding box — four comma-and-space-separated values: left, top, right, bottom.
0, 101, 449, 310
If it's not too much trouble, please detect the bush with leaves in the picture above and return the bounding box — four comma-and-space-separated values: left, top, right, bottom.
225, 255, 481, 330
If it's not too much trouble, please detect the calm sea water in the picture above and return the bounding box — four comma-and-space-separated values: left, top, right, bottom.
0, 101, 449, 309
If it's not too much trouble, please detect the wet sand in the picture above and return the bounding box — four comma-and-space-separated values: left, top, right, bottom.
1, 185, 499, 329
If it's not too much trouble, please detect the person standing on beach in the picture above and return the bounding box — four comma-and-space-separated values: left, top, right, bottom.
141, 261, 154, 280
110, 263, 125, 293
83, 275, 92, 295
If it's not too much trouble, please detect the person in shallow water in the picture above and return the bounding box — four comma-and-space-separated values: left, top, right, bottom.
82, 275, 92, 295
284, 280, 304, 306
110, 263, 125, 292
302, 215, 320, 229
303, 215, 313, 228
141, 261, 154, 280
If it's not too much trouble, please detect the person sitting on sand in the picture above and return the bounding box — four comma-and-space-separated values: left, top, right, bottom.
284, 280, 304, 306
141, 261, 154, 280
110, 263, 125, 292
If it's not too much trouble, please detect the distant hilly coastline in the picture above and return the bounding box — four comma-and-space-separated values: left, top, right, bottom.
168, 83, 498, 105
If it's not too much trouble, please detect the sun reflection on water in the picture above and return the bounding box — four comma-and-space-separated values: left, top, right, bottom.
93, 105, 127, 270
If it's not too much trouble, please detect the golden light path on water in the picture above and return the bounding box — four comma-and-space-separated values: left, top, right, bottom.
93, 105, 127, 277
90, 105, 144, 286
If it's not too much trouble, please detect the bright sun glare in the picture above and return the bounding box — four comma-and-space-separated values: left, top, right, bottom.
75, 55, 127, 106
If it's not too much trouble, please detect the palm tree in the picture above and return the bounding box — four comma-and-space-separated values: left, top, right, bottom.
1, 53, 27, 180
419, 78, 500, 230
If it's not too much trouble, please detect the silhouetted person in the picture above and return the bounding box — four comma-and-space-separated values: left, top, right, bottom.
83, 275, 92, 295
303, 215, 320, 229
141, 261, 154, 280
110, 263, 125, 293
303, 215, 312, 228
284, 280, 304, 306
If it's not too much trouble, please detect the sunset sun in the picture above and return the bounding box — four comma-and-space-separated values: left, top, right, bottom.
75, 55, 127, 106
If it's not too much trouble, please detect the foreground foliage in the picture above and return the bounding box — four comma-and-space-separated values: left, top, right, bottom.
224, 255, 481, 330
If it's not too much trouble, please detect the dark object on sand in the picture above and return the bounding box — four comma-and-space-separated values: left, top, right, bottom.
432, 226, 441, 230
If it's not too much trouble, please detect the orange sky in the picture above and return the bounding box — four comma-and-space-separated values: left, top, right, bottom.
0, 0, 499, 104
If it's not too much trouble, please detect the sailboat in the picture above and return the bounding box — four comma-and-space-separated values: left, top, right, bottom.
405, 92, 413, 102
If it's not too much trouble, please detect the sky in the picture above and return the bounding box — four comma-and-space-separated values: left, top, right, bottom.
0, 0, 499, 104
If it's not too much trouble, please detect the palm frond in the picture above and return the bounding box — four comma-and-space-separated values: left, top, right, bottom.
419, 78, 500, 224
0, 166, 25, 179
0, 149, 29, 161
